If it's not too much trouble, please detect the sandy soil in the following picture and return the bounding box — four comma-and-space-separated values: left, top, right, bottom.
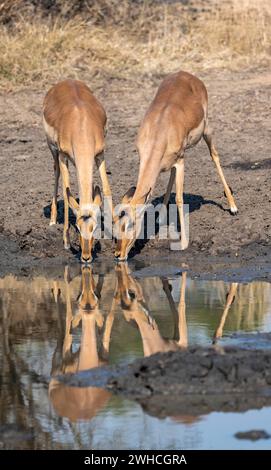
0, 68, 271, 278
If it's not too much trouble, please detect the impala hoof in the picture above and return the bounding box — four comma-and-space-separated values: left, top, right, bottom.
180, 239, 189, 250
49, 221, 56, 226
64, 243, 71, 250
230, 206, 238, 215
114, 254, 127, 262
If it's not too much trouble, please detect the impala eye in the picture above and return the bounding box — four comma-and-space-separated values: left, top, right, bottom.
128, 290, 136, 300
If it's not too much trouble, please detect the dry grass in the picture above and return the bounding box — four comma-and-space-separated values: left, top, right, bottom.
0, 0, 270, 90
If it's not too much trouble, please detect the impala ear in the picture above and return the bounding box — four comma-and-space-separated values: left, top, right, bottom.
67, 188, 79, 215
93, 185, 102, 206
122, 186, 136, 204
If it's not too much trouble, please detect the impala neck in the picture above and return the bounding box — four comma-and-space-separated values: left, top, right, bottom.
75, 151, 94, 208
131, 148, 162, 205
78, 313, 98, 370
134, 315, 165, 357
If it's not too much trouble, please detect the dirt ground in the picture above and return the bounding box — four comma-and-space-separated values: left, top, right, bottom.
0, 68, 271, 278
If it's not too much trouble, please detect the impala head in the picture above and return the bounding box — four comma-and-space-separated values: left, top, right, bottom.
115, 263, 144, 309
114, 187, 138, 262
78, 266, 99, 312
115, 263, 154, 329
49, 266, 108, 422
67, 186, 102, 264
114, 187, 150, 262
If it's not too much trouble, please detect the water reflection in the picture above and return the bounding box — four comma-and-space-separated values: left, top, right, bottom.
115, 265, 189, 354
47, 264, 260, 421
1, 266, 271, 449
49, 267, 111, 422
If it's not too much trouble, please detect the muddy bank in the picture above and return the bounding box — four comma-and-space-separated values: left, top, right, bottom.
60, 344, 271, 418
108, 346, 271, 397
136, 393, 271, 420
1, 231, 271, 283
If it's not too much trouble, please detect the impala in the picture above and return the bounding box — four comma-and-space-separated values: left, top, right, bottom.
43, 79, 112, 263
116, 264, 238, 351
116, 263, 188, 354
49, 266, 111, 421
115, 71, 238, 261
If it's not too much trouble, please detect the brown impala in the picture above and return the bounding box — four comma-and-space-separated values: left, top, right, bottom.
43, 79, 112, 263
49, 266, 111, 422
115, 71, 238, 261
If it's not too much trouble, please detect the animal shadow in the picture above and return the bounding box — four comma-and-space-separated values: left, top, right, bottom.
129, 192, 226, 258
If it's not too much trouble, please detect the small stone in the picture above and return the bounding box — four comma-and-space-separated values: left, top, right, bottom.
235, 430, 271, 441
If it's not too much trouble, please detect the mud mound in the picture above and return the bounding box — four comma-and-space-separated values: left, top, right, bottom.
60, 344, 271, 418
108, 347, 271, 398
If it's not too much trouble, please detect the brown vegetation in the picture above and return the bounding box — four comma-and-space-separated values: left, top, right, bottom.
0, 0, 270, 90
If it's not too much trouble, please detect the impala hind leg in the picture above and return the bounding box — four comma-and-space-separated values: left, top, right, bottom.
177, 272, 188, 348
163, 167, 176, 206
59, 154, 71, 250
48, 143, 60, 226
213, 283, 238, 343
203, 128, 238, 215
175, 159, 189, 250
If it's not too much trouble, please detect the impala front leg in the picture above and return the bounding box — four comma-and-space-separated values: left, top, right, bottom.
59, 153, 71, 250
177, 272, 188, 348
48, 142, 60, 226
101, 307, 116, 361
63, 265, 73, 356
175, 159, 189, 250
203, 128, 238, 215
213, 283, 238, 343
161, 278, 179, 340
96, 152, 114, 229
96, 152, 112, 199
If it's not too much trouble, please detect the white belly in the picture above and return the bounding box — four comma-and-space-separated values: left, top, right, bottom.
185, 118, 205, 149
42, 115, 58, 147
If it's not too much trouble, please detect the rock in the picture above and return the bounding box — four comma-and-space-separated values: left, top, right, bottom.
235, 430, 271, 441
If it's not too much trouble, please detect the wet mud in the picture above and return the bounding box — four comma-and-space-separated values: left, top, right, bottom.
60, 344, 271, 418
0, 69, 271, 282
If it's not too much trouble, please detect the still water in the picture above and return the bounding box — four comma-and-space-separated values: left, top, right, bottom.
1, 264, 271, 450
